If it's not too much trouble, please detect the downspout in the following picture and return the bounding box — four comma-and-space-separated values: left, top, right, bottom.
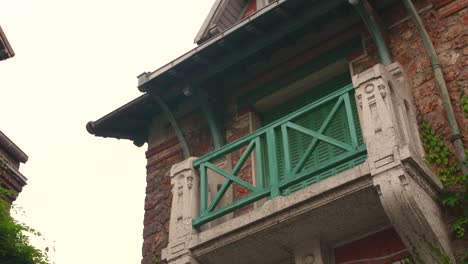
349, 0, 392, 65
152, 95, 191, 159
402, 0, 468, 174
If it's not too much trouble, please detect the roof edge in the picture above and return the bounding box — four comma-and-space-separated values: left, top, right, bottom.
5, 161, 28, 184
0, 131, 28, 164
0, 26, 15, 60
138, 0, 284, 92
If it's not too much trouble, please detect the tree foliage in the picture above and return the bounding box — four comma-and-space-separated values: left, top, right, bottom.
0, 185, 50, 264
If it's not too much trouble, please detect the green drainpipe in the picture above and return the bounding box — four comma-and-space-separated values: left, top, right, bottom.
402, 0, 467, 174
349, 0, 392, 65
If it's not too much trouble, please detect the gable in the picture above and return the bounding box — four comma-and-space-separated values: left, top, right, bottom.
195, 0, 277, 45
195, 0, 247, 44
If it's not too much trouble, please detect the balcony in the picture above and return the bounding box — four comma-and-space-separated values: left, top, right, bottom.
193, 83, 366, 228
162, 64, 453, 264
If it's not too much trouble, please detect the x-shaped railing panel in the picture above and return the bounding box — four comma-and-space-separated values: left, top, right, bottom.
193, 84, 366, 228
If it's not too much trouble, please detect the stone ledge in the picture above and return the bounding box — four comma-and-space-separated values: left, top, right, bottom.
191, 161, 371, 255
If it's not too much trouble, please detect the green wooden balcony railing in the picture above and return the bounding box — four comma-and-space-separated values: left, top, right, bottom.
192, 84, 366, 228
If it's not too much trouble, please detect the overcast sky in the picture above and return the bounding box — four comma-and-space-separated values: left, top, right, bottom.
0, 1, 213, 263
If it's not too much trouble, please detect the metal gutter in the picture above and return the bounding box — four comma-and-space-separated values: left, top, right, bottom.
86, 93, 152, 136
89, 0, 379, 143
402, 0, 467, 174
0, 131, 28, 164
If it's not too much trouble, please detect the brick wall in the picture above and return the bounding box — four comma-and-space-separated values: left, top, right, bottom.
353, 0, 467, 142
351, 0, 468, 259
141, 111, 213, 264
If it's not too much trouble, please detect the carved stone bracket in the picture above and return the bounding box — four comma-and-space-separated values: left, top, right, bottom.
162, 157, 200, 264
353, 64, 454, 262
373, 164, 454, 263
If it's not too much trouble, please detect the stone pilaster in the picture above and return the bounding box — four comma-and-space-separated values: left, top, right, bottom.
162, 157, 199, 264
353, 63, 455, 262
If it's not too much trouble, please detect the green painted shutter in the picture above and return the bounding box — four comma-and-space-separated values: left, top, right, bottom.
261, 75, 365, 193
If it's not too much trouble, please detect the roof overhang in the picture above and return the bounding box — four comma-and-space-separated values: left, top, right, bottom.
0, 26, 15, 61
87, 0, 397, 144
86, 94, 155, 146
0, 131, 28, 164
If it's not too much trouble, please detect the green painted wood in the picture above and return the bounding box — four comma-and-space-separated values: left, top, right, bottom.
266, 128, 280, 197
280, 145, 367, 189
281, 124, 292, 178
193, 84, 353, 167
293, 96, 344, 174
193, 190, 270, 228
205, 162, 257, 192
193, 83, 366, 227
232, 140, 256, 175
343, 92, 359, 148
207, 178, 232, 213
285, 122, 354, 152
254, 137, 265, 189
200, 164, 208, 216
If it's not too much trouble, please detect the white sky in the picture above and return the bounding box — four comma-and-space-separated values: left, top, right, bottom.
0, 1, 214, 263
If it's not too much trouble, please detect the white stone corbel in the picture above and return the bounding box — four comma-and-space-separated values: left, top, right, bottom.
163, 157, 200, 264
353, 64, 454, 262
373, 166, 454, 263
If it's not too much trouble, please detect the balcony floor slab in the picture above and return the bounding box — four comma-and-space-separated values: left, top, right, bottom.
191, 164, 391, 264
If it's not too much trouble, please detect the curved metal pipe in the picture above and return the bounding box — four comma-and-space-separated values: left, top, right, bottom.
402, 0, 467, 174
192, 87, 224, 149
152, 95, 191, 159
349, 0, 392, 65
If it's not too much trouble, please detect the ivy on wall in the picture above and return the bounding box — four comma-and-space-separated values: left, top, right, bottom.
420, 120, 468, 239
462, 96, 468, 118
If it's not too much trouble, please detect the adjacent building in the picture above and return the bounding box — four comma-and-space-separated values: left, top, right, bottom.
0, 27, 28, 203
0, 26, 15, 61
87, 0, 467, 263
0, 131, 28, 204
